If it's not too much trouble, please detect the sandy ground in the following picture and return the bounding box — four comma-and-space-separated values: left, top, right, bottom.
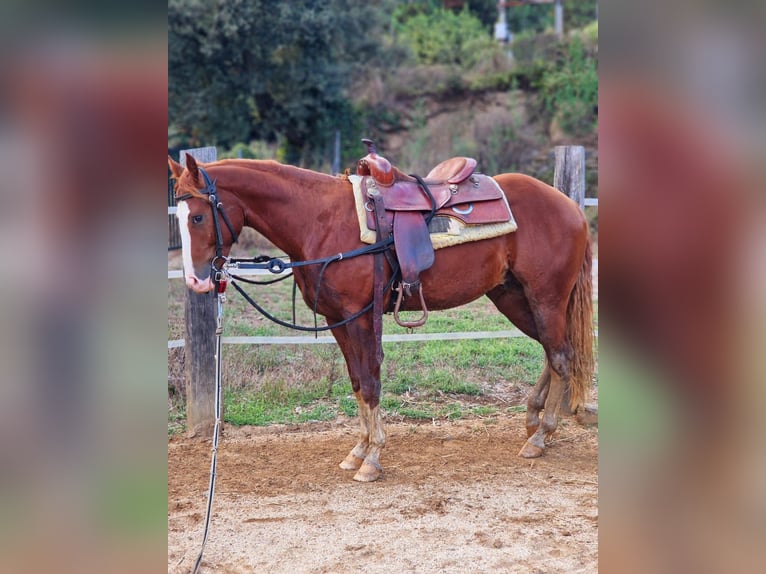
168, 415, 598, 573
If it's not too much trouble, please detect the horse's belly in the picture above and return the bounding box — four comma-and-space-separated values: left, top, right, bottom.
399, 286, 488, 312
401, 246, 508, 311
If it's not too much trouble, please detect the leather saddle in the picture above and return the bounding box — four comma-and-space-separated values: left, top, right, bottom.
356, 139, 511, 327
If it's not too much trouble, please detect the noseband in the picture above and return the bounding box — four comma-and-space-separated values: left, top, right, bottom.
176, 166, 239, 280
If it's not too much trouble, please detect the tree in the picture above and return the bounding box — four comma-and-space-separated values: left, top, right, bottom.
169, 0, 264, 147
169, 0, 386, 164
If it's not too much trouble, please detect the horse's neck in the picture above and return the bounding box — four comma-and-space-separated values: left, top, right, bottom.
235, 164, 346, 259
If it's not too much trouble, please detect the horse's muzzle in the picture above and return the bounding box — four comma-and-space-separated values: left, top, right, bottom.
185, 274, 214, 293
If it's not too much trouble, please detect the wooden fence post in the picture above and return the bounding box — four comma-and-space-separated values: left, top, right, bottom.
554, 145, 585, 210
553, 145, 586, 415
180, 146, 218, 437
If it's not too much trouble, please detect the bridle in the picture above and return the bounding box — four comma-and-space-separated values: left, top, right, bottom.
175, 166, 239, 284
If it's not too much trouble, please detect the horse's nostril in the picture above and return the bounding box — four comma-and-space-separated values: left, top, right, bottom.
185, 275, 213, 293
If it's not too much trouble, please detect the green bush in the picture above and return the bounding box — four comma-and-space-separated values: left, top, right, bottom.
218, 140, 281, 160
582, 20, 598, 45
536, 37, 598, 136
395, 7, 497, 69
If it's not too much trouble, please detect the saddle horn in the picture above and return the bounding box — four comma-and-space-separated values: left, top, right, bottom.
361, 138, 377, 155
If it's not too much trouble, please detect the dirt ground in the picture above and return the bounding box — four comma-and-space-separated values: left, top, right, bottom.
168, 414, 598, 573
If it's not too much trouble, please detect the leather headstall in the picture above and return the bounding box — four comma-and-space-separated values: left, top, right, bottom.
175, 166, 240, 283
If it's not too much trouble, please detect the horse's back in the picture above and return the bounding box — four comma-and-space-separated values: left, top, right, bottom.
493, 172, 588, 237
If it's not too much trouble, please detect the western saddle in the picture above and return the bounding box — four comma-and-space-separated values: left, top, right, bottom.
356, 139, 511, 328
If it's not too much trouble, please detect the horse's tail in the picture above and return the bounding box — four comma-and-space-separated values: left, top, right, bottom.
566, 238, 595, 411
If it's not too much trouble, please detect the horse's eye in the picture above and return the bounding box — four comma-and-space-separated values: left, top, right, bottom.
191, 215, 203, 224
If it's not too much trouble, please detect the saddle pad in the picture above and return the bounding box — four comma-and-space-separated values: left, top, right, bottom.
348, 175, 518, 250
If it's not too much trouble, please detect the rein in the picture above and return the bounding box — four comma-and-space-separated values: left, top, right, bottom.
222, 236, 397, 333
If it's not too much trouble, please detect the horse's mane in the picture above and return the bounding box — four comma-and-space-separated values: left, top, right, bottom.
174, 158, 343, 199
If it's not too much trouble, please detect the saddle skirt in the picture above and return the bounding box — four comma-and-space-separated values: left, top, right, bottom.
348, 174, 518, 251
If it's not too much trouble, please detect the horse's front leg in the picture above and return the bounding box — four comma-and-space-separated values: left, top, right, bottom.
339, 389, 369, 471
355, 399, 385, 482
331, 321, 386, 482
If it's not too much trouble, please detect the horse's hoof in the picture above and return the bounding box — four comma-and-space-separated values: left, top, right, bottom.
339, 454, 365, 471
352, 461, 382, 482
518, 441, 544, 458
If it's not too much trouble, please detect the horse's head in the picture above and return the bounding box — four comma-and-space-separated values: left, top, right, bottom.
169, 154, 244, 293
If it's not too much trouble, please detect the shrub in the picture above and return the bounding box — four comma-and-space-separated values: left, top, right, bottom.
536, 37, 598, 136
395, 7, 497, 69
218, 140, 281, 161
582, 20, 598, 45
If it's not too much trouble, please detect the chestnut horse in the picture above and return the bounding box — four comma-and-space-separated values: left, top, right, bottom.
169, 154, 594, 482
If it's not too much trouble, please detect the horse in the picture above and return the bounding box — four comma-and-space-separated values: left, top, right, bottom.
168, 153, 594, 482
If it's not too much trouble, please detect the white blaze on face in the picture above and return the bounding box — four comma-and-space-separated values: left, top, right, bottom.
176, 200, 213, 292
176, 201, 195, 279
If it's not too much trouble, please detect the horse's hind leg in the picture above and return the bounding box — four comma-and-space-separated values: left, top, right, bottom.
488, 266, 580, 458
525, 361, 551, 438
519, 320, 574, 458
486, 285, 551, 438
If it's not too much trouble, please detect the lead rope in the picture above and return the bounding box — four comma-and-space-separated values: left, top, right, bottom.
191, 282, 226, 574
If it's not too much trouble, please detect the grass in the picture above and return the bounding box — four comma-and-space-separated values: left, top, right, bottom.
225, 389, 338, 426
168, 238, 597, 434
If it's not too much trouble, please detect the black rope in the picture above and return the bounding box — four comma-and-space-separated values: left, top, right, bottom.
227, 271, 293, 286
312, 256, 335, 333
227, 236, 394, 273
229, 273, 397, 333
292, 279, 298, 326
225, 233, 398, 333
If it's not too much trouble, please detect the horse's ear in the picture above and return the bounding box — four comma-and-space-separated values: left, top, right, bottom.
184, 153, 199, 181
168, 156, 184, 179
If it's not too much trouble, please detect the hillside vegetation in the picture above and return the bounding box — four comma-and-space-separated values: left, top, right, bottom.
169, 1, 598, 197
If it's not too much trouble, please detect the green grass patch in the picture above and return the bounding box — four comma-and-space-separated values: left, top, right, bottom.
338, 395, 358, 417
437, 403, 463, 420
387, 379, 414, 395
380, 396, 404, 411
167, 409, 186, 437
396, 405, 436, 420
224, 388, 337, 426
470, 405, 499, 417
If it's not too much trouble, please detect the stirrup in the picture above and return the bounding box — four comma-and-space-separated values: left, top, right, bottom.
393, 282, 428, 328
